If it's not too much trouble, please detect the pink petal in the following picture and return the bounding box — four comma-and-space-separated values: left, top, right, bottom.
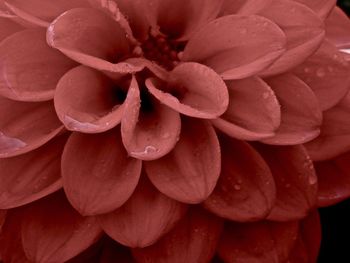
182, 14, 286, 79
212, 77, 281, 140
121, 77, 181, 161
21, 192, 103, 263
145, 118, 221, 204
262, 74, 322, 145
132, 207, 223, 263
218, 220, 299, 263
146, 62, 229, 119
325, 7, 350, 49
46, 8, 139, 77
293, 40, 350, 110
314, 152, 350, 207
0, 16, 23, 41
55, 66, 128, 133
0, 29, 77, 101
99, 176, 188, 248
220, 0, 274, 15
255, 144, 318, 221
0, 96, 63, 158
0, 135, 67, 209
305, 92, 350, 161
294, 0, 336, 20
203, 135, 276, 222
62, 129, 142, 216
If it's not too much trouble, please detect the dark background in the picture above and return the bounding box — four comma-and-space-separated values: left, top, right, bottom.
318, 1, 350, 262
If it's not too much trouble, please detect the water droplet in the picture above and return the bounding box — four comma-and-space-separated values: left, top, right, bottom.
316, 68, 325, 77
308, 174, 317, 185
285, 183, 291, 188
161, 132, 171, 139
303, 67, 310, 73
234, 184, 241, 191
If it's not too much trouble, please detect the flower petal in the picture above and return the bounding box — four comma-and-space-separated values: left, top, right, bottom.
0, 29, 77, 101
293, 40, 350, 111
212, 77, 281, 140
145, 118, 221, 204
255, 144, 318, 221
146, 62, 229, 119
182, 14, 286, 79
294, 0, 336, 20
0, 210, 5, 229
305, 92, 350, 161
203, 135, 276, 222
132, 207, 223, 263
99, 176, 188, 248
0, 16, 23, 41
325, 7, 350, 49
262, 74, 322, 145
21, 192, 103, 263
62, 129, 142, 216
218, 220, 299, 263
0, 135, 66, 209
121, 77, 181, 161
314, 152, 350, 207
55, 66, 127, 133
0, 96, 63, 158
47, 8, 138, 77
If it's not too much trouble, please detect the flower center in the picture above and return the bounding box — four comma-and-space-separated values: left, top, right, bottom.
137, 29, 186, 70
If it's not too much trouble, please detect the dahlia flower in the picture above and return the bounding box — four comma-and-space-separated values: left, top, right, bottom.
0, 0, 350, 262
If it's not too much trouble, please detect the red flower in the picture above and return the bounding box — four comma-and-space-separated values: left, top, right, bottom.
0, 0, 349, 262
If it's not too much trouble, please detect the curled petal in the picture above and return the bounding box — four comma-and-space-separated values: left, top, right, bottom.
0, 135, 66, 209
55, 66, 127, 133
0, 16, 23, 41
203, 136, 276, 222
146, 62, 229, 119
132, 207, 224, 263
62, 130, 142, 216
121, 77, 181, 161
212, 77, 281, 140
325, 7, 350, 49
21, 192, 103, 263
0, 96, 63, 158
145, 118, 221, 204
294, 0, 336, 20
255, 144, 318, 221
305, 92, 350, 161
218, 220, 299, 263
262, 74, 322, 145
182, 14, 287, 79
315, 152, 350, 207
0, 29, 76, 101
99, 176, 188, 248
293, 40, 350, 110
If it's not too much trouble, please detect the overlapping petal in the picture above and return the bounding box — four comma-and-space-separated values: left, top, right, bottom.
212, 77, 281, 140
0, 16, 23, 41
0, 135, 66, 209
294, 0, 336, 20
121, 76, 181, 160
61, 129, 142, 216
0, 96, 63, 158
99, 176, 187, 248
0, 29, 76, 101
325, 7, 350, 49
182, 14, 287, 79
145, 118, 221, 204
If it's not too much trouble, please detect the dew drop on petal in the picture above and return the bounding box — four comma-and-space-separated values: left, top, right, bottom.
316, 68, 326, 78
233, 184, 241, 191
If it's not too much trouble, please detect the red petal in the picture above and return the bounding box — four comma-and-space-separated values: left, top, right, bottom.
294, 0, 336, 20
212, 77, 281, 140
146, 62, 229, 119
314, 152, 350, 207
326, 7, 350, 49
0, 29, 76, 101
0, 209, 5, 229
218, 220, 299, 263
62, 129, 142, 216
255, 144, 318, 221
21, 192, 103, 263
121, 77, 181, 161
132, 207, 223, 263
203, 136, 276, 222
293, 40, 350, 110
145, 119, 221, 204
55, 66, 127, 133
0, 135, 66, 209
305, 92, 350, 161
99, 176, 188, 248
0, 16, 23, 41
262, 74, 322, 145
0, 96, 63, 158
47, 8, 138, 77
182, 14, 286, 79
